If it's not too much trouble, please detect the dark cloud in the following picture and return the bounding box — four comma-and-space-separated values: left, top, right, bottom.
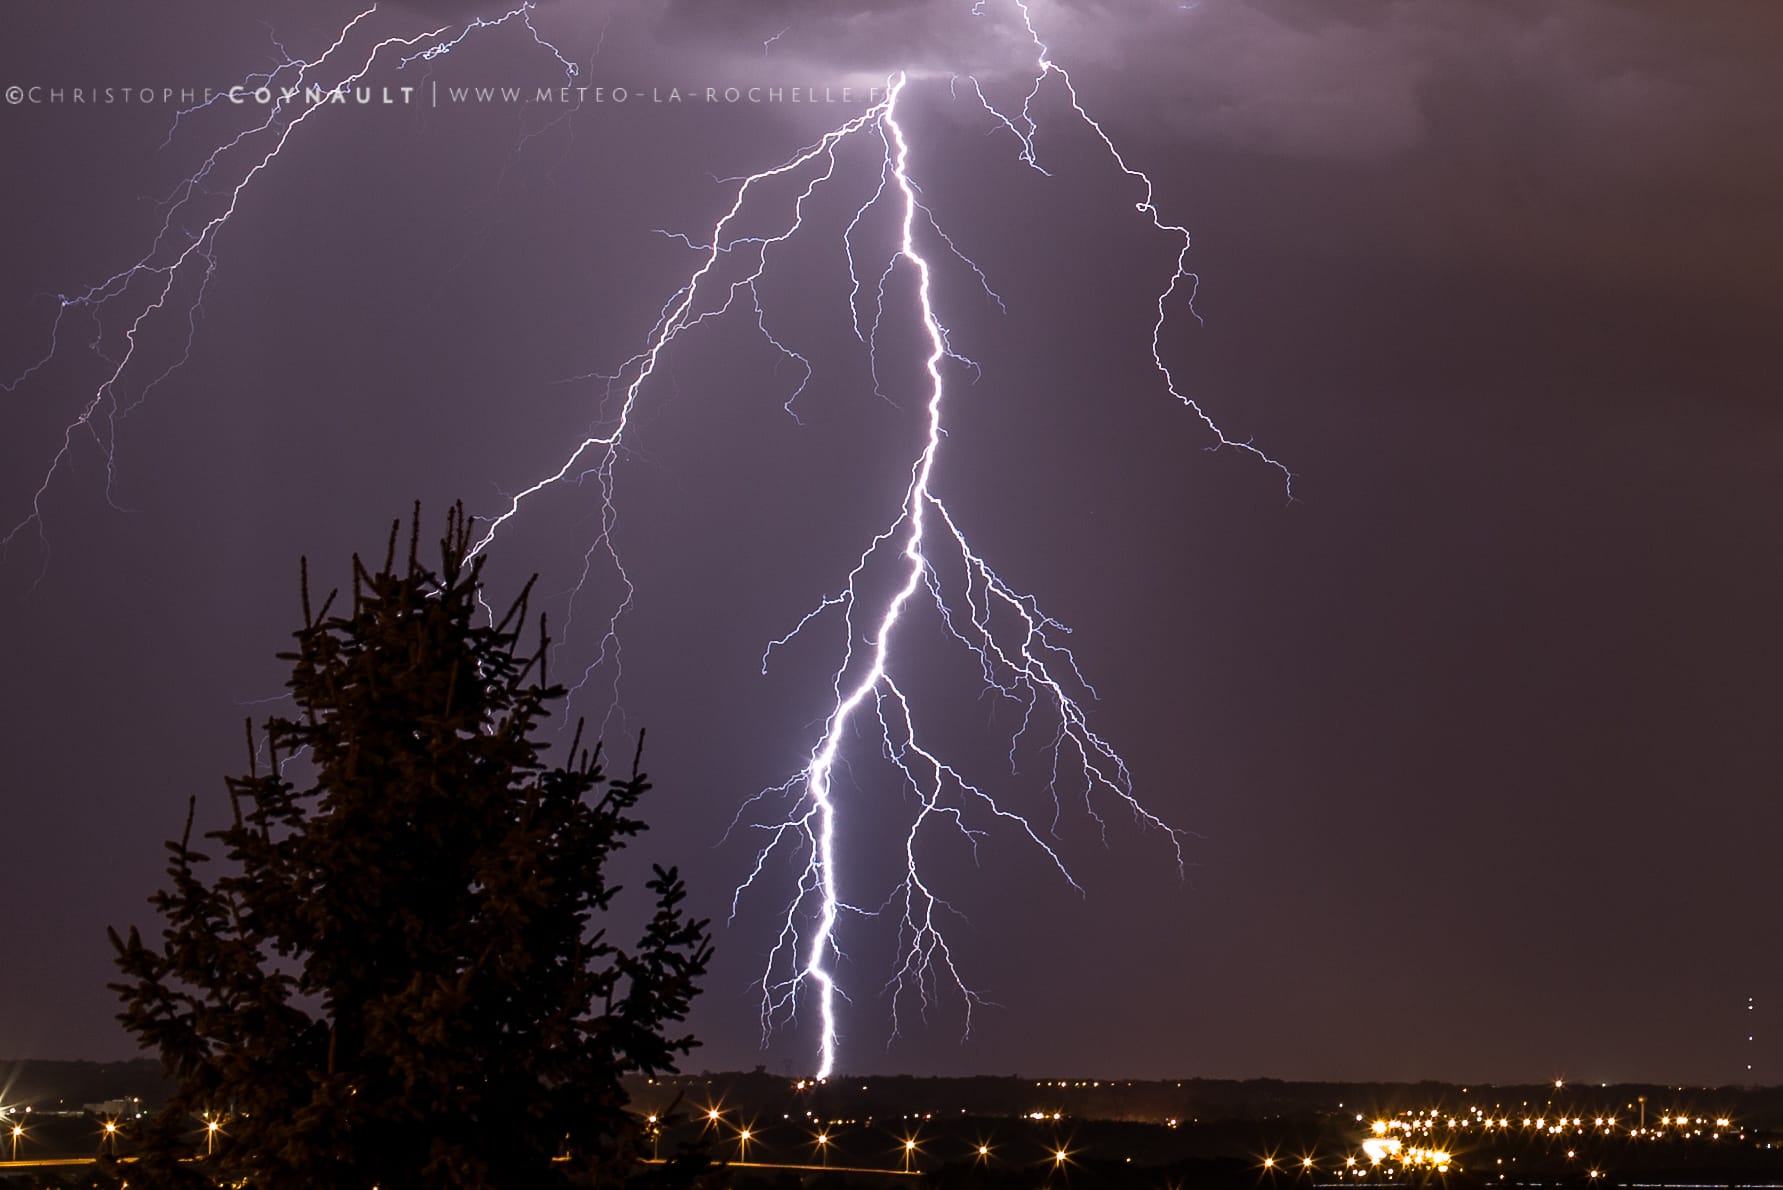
1030, 0, 1779, 162
998, 0, 1783, 301
646, 0, 1042, 82
388, 0, 562, 14
634, 0, 1779, 171
625, 0, 1783, 303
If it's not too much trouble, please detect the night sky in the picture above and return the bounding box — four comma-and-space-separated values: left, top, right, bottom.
2, 1, 1779, 1085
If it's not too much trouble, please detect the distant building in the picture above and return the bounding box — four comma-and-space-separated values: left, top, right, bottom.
81, 1097, 143, 1119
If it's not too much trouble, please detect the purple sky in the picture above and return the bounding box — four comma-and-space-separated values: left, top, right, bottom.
1, 0, 1779, 1084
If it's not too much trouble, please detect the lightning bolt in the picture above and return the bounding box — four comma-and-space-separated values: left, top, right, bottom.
1, 2, 575, 569
5, 0, 1289, 1079
715, 5, 1291, 1080
723, 71, 1162, 1080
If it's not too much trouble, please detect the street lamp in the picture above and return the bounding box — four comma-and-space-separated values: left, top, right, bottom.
10, 1124, 23, 1161
901, 1136, 919, 1173
101, 1119, 119, 1156
1047, 1143, 1073, 1186
814, 1130, 830, 1167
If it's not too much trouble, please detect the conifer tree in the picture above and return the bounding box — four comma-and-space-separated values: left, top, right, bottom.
110, 504, 711, 1189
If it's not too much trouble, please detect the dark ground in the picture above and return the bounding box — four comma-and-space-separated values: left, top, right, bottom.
8, 1060, 1783, 1188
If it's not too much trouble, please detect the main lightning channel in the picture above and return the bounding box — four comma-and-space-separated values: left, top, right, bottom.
726, 58, 1195, 1077
774, 74, 947, 1080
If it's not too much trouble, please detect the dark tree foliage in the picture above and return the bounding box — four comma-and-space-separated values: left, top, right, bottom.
110, 505, 713, 1190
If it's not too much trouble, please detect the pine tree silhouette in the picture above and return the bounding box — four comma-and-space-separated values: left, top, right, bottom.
110, 504, 712, 1189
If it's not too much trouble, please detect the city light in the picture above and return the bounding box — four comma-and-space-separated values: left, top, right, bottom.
0, 1072, 1769, 1182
